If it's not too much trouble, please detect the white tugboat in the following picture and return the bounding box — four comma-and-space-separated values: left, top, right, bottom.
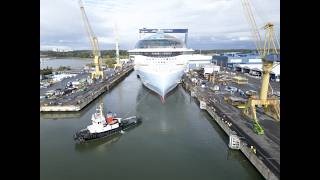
74, 103, 141, 143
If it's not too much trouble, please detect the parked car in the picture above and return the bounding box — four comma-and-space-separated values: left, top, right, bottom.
45, 90, 55, 97
210, 85, 220, 92
273, 91, 280, 97
245, 90, 258, 97
225, 86, 237, 92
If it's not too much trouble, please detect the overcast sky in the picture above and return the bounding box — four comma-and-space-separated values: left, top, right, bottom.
40, 0, 280, 50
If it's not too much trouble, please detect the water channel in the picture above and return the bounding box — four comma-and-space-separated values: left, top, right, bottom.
40, 69, 263, 180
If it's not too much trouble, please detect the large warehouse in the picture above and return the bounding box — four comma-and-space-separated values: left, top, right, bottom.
212, 53, 280, 81
186, 54, 212, 70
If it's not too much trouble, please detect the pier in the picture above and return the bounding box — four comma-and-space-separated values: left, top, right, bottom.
181, 72, 280, 180
40, 65, 133, 112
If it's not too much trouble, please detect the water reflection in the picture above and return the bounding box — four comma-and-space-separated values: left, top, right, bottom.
227, 149, 247, 162
136, 85, 149, 102
135, 84, 185, 135
198, 106, 229, 144
74, 133, 122, 153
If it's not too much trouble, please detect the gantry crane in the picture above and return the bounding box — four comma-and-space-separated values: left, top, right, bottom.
113, 23, 122, 69
79, 0, 104, 80
241, 0, 280, 135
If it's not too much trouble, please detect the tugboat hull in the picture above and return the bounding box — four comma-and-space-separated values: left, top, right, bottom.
74, 118, 141, 143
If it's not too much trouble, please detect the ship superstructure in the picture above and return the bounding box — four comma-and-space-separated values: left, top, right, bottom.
129, 29, 194, 100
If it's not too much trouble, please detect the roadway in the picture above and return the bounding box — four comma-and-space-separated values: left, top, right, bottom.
40, 64, 133, 106
183, 71, 280, 177
40, 67, 118, 94
223, 68, 280, 94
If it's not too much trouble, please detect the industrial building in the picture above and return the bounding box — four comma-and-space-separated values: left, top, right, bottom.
186, 54, 212, 70
212, 52, 261, 69
212, 53, 280, 81
203, 64, 220, 74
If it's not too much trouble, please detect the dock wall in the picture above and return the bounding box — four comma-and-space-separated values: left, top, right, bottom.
181, 78, 279, 180
40, 67, 133, 112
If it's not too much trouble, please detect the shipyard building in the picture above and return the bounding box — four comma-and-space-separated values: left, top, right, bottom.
212, 52, 280, 81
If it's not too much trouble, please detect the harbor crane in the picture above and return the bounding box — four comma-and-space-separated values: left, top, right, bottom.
240, 0, 280, 135
79, 0, 104, 80
113, 23, 122, 69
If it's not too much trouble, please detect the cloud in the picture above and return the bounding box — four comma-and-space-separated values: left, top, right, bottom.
40, 0, 280, 50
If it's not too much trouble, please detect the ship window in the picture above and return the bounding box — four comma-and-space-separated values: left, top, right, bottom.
135, 37, 184, 49
138, 51, 182, 57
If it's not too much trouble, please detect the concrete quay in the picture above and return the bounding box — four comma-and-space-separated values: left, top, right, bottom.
40, 66, 133, 112
181, 74, 280, 180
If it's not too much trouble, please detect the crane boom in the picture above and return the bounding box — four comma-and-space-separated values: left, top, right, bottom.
79, 0, 104, 79
240, 0, 280, 135
115, 23, 120, 64
79, 0, 100, 57
113, 22, 122, 69
241, 0, 263, 55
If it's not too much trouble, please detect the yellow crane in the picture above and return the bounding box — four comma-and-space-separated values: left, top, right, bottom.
79, 0, 104, 80
241, 0, 280, 135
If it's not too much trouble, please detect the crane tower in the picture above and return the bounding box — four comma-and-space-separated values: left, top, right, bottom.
241, 0, 280, 135
79, 0, 104, 80
114, 23, 122, 69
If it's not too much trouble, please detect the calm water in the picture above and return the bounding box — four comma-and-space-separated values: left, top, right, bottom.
40, 71, 263, 180
40, 58, 91, 69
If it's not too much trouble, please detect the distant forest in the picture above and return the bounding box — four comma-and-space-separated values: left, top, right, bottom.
40, 49, 260, 58
193, 49, 257, 54
40, 50, 129, 58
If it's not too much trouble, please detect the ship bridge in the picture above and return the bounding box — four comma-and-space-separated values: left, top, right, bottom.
135, 32, 185, 49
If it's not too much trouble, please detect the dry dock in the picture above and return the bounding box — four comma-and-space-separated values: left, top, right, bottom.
181, 72, 280, 180
40, 65, 133, 112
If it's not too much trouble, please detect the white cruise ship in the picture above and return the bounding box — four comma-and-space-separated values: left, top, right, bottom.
128, 31, 194, 101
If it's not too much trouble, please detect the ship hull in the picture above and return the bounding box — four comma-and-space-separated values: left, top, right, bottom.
136, 66, 184, 98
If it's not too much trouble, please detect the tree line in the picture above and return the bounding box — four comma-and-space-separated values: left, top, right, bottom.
40, 66, 71, 75
41, 49, 271, 58
194, 49, 258, 54
40, 50, 129, 58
